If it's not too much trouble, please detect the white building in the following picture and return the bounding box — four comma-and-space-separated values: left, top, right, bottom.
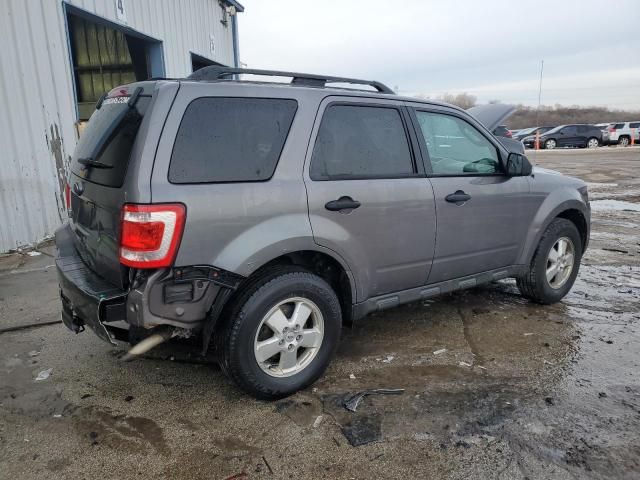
0, 0, 243, 252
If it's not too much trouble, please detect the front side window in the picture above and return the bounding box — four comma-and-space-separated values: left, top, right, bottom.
415, 111, 501, 175
169, 98, 297, 183
562, 126, 577, 135
310, 105, 414, 180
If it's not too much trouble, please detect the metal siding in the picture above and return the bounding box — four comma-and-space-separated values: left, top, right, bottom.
0, 0, 238, 251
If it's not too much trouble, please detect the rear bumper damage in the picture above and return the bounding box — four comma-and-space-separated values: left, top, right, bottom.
55, 224, 242, 350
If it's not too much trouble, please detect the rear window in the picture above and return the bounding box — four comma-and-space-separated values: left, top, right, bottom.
629, 122, 640, 128
169, 97, 297, 183
71, 95, 150, 187
310, 105, 414, 180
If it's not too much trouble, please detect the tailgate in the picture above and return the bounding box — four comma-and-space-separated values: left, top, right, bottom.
67, 81, 156, 288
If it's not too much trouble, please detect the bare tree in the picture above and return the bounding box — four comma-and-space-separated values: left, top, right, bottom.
437, 93, 477, 109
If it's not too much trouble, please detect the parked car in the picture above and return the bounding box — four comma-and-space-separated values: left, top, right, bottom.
492, 125, 512, 137
595, 123, 612, 146
513, 126, 554, 141
56, 68, 590, 399
607, 121, 640, 146
522, 124, 601, 149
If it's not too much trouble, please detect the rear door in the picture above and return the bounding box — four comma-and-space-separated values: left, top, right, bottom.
67, 82, 158, 288
410, 106, 536, 283
304, 97, 436, 301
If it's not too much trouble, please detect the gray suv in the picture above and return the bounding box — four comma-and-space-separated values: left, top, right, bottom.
56, 68, 590, 399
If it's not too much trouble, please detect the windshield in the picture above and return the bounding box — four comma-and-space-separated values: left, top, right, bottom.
71, 95, 150, 187
516, 127, 536, 136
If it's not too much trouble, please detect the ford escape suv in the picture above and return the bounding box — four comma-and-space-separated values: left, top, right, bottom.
56, 67, 590, 399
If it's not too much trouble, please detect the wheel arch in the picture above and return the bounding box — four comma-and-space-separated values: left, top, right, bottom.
518, 197, 590, 266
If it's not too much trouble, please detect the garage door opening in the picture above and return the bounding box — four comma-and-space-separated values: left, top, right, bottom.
66, 6, 164, 120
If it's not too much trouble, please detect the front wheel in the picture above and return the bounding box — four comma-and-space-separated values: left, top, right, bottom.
517, 218, 582, 304
544, 139, 557, 150
218, 269, 342, 399
586, 137, 599, 149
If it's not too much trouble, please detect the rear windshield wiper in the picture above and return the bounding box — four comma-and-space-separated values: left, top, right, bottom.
77, 158, 114, 169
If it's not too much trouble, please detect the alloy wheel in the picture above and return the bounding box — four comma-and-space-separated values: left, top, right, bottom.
253, 297, 324, 377
546, 237, 575, 289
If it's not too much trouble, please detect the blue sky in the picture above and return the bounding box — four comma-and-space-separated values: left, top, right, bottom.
238, 0, 640, 109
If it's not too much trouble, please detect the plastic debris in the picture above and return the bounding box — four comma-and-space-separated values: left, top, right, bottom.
433, 348, 447, 355
523, 332, 535, 336
459, 361, 472, 367
27, 251, 42, 257
349, 373, 356, 380
382, 355, 394, 364
343, 388, 405, 412
35, 368, 52, 381
313, 415, 323, 428
28, 350, 40, 357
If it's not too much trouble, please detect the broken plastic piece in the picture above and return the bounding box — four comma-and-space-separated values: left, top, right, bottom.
35, 368, 53, 381
433, 348, 447, 355
343, 388, 405, 412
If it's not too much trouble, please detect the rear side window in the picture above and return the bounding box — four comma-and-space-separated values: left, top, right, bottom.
613, 123, 625, 129
71, 95, 150, 187
310, 105, 414, 180
629, 122, 640, 128
169, 97, 297, 183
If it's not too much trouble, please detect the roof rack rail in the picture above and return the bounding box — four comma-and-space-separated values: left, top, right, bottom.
186, 67, 395, 94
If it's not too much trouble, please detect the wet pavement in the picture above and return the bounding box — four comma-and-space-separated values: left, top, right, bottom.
1, 147, 639, 479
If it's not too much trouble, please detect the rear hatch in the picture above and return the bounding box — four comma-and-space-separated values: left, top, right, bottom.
68, 82, 156, 289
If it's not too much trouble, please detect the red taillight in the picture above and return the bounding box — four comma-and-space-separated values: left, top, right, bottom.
608, 127, 616, 132
119, 204, 186, 268
65, 183, 71, 211
505, 130, 513, 138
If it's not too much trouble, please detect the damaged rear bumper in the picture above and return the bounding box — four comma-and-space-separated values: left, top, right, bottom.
55, 224, 242, 347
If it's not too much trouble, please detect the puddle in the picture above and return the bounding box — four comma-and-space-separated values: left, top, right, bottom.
590, 199, 640, 212
74, 407, 170, 455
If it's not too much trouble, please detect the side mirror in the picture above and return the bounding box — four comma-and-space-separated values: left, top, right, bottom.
506, 152, 533, 176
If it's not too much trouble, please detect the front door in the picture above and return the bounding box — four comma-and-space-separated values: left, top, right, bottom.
304, 99, 437, 301
411, 107, 536, 284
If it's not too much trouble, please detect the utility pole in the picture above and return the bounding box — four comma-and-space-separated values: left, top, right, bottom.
534, 60, 544, 152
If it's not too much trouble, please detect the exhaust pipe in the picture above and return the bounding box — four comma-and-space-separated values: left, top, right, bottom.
122, 326, 175, 362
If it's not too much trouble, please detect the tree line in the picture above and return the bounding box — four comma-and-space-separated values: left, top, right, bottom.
417, 92, 640, 129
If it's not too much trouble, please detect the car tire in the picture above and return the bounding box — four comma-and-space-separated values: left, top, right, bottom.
217, 268, 342, 399
517, 218, 582, 304
544, 139, 556, 150
618, 136, 630, 147
586, 137, 599, 149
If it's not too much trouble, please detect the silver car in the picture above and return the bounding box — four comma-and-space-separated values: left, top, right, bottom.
55, 68, 591, 398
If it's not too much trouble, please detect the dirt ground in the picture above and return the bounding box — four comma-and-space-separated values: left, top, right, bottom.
1, 147, 639, 480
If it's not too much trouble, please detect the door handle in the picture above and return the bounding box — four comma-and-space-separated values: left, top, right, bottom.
325, 196, 361, 211
445, 190, 471, 205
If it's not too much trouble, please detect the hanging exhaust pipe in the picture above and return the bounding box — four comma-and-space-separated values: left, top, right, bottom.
122, 326, 175, 362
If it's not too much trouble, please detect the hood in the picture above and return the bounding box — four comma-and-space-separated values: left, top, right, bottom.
466, 104, 516, 131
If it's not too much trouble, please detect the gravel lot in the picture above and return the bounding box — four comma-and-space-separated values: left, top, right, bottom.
1, 147, 639, 479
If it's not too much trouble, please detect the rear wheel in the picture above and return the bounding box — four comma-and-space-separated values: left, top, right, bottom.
544, 139, 557, 150
218, 269, 341, 399
618, 136, 630, 147
517, 218, 582, 304
586, 137, 599, 149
